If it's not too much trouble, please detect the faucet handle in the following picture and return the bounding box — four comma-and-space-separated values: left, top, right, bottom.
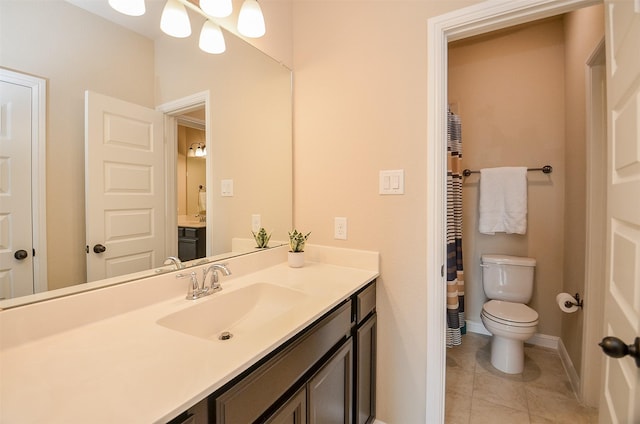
176, 272, 201, 300
164, 256, 185, 270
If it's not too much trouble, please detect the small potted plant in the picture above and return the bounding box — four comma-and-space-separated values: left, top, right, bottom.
288, 229, 310, 268
252, 227, 271, 249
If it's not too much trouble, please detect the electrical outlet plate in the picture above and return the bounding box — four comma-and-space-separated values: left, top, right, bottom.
334, 217, 347, 240
251, 214, 261, 232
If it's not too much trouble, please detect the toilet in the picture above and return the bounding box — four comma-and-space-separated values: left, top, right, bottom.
480, 254, 538, 374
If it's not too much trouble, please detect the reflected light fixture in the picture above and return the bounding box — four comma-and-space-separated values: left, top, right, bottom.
108, 0, 145, 16
109, 0, 266, 55
199, 20, 226, 54
199, 0, 233, 18
237, 0, 266, 38
160, 0, 191, 38
188, 143, 207, 158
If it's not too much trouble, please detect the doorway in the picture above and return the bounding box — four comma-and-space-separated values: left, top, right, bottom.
0, 68, 47, 299
158, 91, 211, 259
425, 0, 603, 421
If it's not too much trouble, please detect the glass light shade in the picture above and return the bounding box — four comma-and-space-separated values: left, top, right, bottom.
195, 145, 206, 157
237, 0, 265, 38
199, 0, 232, 18
199, 21, 226, 54
160, 0, 192, 38
108, 0, 145, 16
188, 146, 196, 157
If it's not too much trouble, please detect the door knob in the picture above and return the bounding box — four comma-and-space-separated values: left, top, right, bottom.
599, 336, 640, 368
93, 244, 107, 254
14, 249, 28, 260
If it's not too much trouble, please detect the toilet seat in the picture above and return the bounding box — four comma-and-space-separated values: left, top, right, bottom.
482, 300, 538, 327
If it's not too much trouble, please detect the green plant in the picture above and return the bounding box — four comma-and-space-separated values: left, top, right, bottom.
252, 227, 271, 248
288, 229, 311, 252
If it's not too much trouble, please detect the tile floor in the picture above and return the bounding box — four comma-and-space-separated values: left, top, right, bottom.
445, 332, 599, 423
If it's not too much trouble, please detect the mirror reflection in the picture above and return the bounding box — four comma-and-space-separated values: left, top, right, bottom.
0, 0, 292, 306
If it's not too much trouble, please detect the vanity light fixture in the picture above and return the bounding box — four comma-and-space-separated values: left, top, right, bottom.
199, 0, 233, 18
188, 143, 207, 158
108, 0, 145, 16
109, 0, 266, 53
237, 0, 266, 38
199, 20, 226, 54
160, 0, 192, 38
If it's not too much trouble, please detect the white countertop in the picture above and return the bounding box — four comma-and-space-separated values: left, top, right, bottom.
0, 247, 378, 423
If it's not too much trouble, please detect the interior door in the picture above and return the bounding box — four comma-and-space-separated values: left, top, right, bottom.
0, 79, 34, 299
85, 91, 165, 282
599, 1, 640, 422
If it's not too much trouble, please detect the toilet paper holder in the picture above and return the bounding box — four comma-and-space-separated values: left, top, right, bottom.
565, 293, 583, 309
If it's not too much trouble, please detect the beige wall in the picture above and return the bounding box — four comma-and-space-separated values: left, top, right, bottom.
155, 30, 293, 255
0, 1, 155, 290
449, 18, 567, 337
561, 4, 604, 377
291, 1, 483, 422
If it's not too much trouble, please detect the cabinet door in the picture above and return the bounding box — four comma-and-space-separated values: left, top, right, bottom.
355, 314, 376, 424
265, 388, 307, 424
307, 341, 353, 424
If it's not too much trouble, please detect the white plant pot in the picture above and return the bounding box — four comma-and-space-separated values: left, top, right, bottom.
288, 251, 305, 268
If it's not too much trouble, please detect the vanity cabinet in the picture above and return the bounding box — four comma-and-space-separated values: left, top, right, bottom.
178, 226, 206, 261
353, 283, 377, 424
173, 280, 376, 424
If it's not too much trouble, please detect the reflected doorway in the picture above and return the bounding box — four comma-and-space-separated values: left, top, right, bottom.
176, 108, 208, 262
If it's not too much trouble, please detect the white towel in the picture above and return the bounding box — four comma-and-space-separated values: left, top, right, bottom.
478, 167, 527, 235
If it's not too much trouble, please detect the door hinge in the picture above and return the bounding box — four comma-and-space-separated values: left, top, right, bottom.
441, 264, 444, 277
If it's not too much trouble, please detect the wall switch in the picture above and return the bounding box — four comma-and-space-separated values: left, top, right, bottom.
251, 214, 261, 232
221, 179, 234, 197
334, 217, 347, 240
379, 170, 404, 195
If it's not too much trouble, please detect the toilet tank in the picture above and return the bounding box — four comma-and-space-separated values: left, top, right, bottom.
481, 254, 536, 303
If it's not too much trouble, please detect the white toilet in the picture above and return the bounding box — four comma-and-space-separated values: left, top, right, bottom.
480, 254, 538, 374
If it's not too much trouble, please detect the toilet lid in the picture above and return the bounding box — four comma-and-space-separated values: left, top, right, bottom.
483, 300, 538, 326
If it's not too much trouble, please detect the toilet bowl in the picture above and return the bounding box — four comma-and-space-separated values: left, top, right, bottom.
481, 299, 538, 374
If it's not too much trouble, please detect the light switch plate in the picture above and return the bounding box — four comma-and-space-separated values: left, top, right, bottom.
221, 179, 234, 197
379, 170, 404, 195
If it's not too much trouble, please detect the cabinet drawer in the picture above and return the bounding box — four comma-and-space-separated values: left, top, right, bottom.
183, 228, 199, 238
356, 282, 376, 324
215, 301, 351, 424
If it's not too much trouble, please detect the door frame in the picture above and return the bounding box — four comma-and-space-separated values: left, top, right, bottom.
582, 37, 606, 407
425, 0, 602, 421
157, 91, 211, 258
0, 68, 47, 294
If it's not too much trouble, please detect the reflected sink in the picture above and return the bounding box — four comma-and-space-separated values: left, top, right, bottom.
157, 283, 311, 341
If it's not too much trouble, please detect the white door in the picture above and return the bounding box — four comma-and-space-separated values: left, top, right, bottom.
85, 91, 165, 282
0, 79, 34, 299
599, 1, 640, 422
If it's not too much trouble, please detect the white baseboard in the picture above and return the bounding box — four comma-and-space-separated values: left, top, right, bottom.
373, 420, 388, 424
466, 320, 558, 349
557, 337, 581, 398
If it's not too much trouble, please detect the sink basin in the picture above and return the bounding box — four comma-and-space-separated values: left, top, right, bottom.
157, 283, 311, 341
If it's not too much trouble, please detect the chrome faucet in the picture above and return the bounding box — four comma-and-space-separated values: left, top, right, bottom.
176, 263, 231, 300
164, 256, 185, 270
202, 263, 232, 292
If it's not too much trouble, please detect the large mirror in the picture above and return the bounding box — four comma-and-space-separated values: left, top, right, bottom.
0, 0, 292, 307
